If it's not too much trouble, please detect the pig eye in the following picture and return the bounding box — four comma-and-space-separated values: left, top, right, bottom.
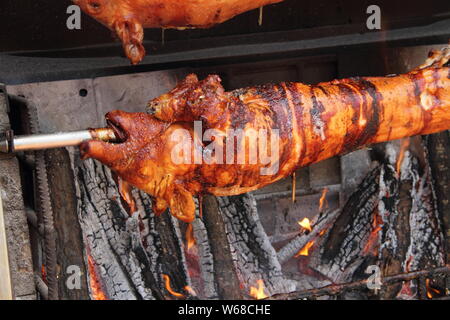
86, 1, 102, 14
89, 1, 101, 10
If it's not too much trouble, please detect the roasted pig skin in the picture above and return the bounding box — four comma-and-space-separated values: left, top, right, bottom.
73, 0, 283, 64
81, 47, 450, 222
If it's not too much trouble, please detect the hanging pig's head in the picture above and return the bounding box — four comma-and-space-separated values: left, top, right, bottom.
80, 110, 198, 222
73, 0, 146, 64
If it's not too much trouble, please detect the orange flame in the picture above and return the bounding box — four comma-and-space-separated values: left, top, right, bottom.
295, 240, 315, 257
298, 217, 312, 232
425, 279, 441, 299
184, 285, 197, 297
186, 223, 196, 251
87, 255, 108, 300
250, 279, 268, 300
396, 138, 410, 174
319, 188, 329, 211
41, 265, 47, 284
362, 212, 383, 256
162, 274, 185, 299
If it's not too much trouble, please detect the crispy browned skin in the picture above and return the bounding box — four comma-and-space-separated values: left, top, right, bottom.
80, 47, 450, 223
72, 0, 283, 64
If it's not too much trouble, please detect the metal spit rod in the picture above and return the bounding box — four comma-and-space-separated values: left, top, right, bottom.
0, 128, 117, 153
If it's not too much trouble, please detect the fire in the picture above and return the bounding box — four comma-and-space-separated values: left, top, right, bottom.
396, 138, 410, 174
162, 274, 185, 299
298, 217, 312, 232
249, 279, 268, 300
41, 265, 47, 284
87, 254, 108, 300
295, 240, 315, 257
294, 227, 327, 258
319, 187, 328, 211
362, 212, 383, 256
186, 223, 196, 251
425, 278, 441, 299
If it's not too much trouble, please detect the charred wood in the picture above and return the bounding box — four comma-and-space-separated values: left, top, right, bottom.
44, 148, 90, 299
72, 157, 167, 299
201, 195, 243, 299
315, 166, 382, 284
267, 265, 450, 300
424, 131, 450, 290
216, 195, 295, 297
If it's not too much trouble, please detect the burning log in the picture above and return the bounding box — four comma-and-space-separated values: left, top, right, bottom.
71, 153, 294, 299
215, 195, 296, 297
73, 156, 170, 299
267, 265, 450, 300
424, 131, 450, 292
277, 209, 341, 265
289, 140, 447, 299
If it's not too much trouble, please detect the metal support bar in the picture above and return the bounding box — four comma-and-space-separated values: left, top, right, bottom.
34, 274, 48, 300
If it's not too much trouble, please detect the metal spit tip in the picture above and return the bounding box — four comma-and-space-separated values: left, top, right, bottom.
0, 128, 117, 153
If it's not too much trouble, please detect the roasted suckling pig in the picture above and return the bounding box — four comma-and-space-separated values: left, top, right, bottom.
80, 46, 450, 223
72, 0, 283, 64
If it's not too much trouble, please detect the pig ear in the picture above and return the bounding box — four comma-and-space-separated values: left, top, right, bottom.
152, 197, 168, 216
168, 185, 196, 223
179, 74, 199, 86
202, 75, 225, 94
114, 20, 145, 65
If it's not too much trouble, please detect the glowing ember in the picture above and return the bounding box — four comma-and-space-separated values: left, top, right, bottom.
425, 278, 441, 299
87, 254, 108, 300
396, 138, 410, 174
319, 187, 329, 211
295, 240, 315, 257
186, 223, 196, 251
162, 274, 185, 299
249, 279, 268, 300
41, 265, 47, 284
298, 218, 312, 232
362, 212, 383, 256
